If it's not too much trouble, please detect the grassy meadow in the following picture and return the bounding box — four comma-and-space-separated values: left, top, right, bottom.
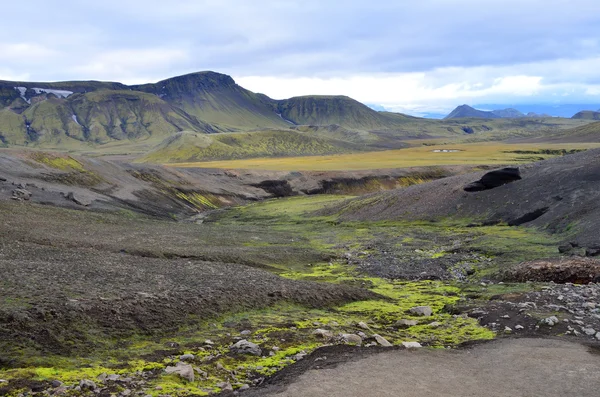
168, 142, 600, 171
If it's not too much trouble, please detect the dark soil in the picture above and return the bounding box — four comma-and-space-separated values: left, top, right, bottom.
327, 148, 600, 251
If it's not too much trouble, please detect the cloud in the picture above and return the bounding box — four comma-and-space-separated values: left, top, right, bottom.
70, 48, 191, 84
1, 0, 600, 110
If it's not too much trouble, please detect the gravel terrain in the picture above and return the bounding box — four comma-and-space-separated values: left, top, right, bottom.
244, 338, 600, 397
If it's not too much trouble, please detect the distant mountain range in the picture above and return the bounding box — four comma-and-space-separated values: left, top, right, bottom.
444, 105, 552, 120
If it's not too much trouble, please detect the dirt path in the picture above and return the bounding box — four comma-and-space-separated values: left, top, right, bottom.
249, 338, 600, 397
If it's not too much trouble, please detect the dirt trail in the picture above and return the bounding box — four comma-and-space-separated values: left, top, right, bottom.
250, 338, 600, 397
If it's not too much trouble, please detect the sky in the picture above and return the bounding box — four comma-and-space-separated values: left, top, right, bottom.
2, 0, 600, 116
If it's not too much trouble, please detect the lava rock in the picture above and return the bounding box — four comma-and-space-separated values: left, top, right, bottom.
165, 362, 195, 382
464, 167, 521, 192
230, 339, 262, 356
409, 306, 433, 316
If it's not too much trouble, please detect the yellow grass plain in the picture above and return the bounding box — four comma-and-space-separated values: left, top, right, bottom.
168, 142, 600, 171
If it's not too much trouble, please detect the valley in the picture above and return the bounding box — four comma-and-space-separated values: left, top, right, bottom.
1, 71, 600, 397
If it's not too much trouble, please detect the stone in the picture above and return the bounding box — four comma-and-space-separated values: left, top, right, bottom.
204, 339, 214, 345
106, 374, 121, 381
165, 362, 195, 382
401, 341, 422, 348
357, 331, 368, 339
179, 354, 195, 361
340, 333, 363, 345
595, 332, 600, 340
66, 192, 92, 206
239, 384, 250, 390
357, 321, 370, 330
0, 176, 7, 182
12, 188, 31, 200
541, 316, 559, 326
216, 382, 233, 392
373, 334, 393, 347
479, 167, 522, 190
428, 321, 441, 328
230, 339, 262, 356
465, 168, 522, 192
121, 389, 132, 396
504, 326, 512, 332
515, 325, 524, 330
51, 380, 63, 388
313, 329, 333, 339
582, 327, 596, 336
79, 380, 96, 391
240, 330, 252, 335
395, 319, 418, 327
409, 306, 433, 316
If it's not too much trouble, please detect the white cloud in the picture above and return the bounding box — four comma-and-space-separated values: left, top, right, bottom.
70, 48, 191, 84
236, 56, 600, 115
0, 43, 58, 62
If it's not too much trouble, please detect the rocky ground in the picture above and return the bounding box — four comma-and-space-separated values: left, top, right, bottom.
1, 149, 600, 397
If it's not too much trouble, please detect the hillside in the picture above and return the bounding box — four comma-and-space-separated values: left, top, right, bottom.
516, 121, 600, 143
444, 105, 499, 119
444, 105, 532, 119
139, 129, 364, 163
572, 110, 600, 120
324, 148, 600, 250
0, 90, 214, 147
275, 95, 412, 130
132, 71, 292, 130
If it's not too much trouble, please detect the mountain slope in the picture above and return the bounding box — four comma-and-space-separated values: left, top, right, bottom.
275, 95, 412, 130
572, 110, 600, 120
0, 90, 214, 147
445, 105, 529, 119
444, 105, 501, 119
132, 71, 290, 130
139, 130, 363, 163
324, 149, 600, 249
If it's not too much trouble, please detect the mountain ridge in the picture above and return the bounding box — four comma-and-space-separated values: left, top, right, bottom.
0, 71, 418, 148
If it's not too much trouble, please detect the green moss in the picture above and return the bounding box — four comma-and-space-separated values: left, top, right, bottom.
30, 153, 86, 172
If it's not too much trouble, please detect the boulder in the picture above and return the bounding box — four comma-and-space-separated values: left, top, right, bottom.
66, 191, 92, 206
79, 380, 97, 391
409, 306, 433, 316
230, 339, 262, 356
340, 333, 363, 345
464, 167, 521, 192
401, 341, 422, 348
313, 329, 333, 339
395, 319, 418, 328
0, 176, 7, 182
165, 362, 195, 382
373, 334, 393, 347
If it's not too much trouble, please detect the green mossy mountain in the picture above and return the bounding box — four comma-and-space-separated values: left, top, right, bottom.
139, 129, 363, 162
132, 71, 291, 130
274, 95, 413, 130
0, 71, 419, 149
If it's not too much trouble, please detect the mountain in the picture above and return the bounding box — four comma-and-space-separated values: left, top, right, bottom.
0, 71, 420, 149
476, 104, 600, 118
274, 95, 412, 130
444, 105, 532, 119
131, 72, 290, 130
491, 108, 525, 118
444, 105, 501, 119
572, 110, 600, 120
